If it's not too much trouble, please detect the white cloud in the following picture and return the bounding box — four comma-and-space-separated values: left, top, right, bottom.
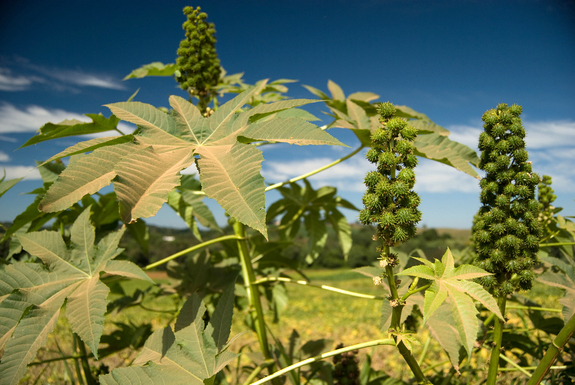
446, 119, 575, 193
262, 155, 481, 194
0, 103, 85, 133
0, 151, 10, 162
46, 69, 126, 90
0, 67, 44, 91
0, 103, 135, 136
524, 121, 575, 149
181, 162, 198, 175
1, 165, 41, 180
415, 159, 481, 193
0, 135, 17, 142
3, 58, 126, 91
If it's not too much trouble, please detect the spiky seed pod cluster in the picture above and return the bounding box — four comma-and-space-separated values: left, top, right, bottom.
176, 6, 221, 112
473, 104, 542, 296
333, 344, 360, 385
537, 175, 556, 225
359, 102, 421, 250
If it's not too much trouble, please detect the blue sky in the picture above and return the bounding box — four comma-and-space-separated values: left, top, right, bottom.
1, 0, 574, 229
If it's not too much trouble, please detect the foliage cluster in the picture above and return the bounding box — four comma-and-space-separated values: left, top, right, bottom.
1, 6, 575, 385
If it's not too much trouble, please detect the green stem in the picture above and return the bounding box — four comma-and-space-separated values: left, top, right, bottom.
401, 283, 432, 302
242, 360, 275, 385
143, 234, 243, 270
539, 242, 575, 247
72, 333, 84, 385
486, 296, 507, 385
75, 334, 96, 385
383, 253, 429, 384
418, 336, 431, 366
527, 311, 575, 384
500, 365, 567, 372
264, 145, 364, 192
253, 276, 385, 300
29, 354, 88, 366
233, 222, 272, 360
506, 305, 561, 313
498, 353, 531, 377
249, 339, 395, 385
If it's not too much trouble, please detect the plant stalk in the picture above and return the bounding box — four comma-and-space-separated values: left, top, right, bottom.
527, 311, 575, 384
233, 222, 272, 360
249, 339, 395, 385
383, 250, 430, 384
486, 296, 507, 385
143, 234, 243, 270
75, 334, 96, 385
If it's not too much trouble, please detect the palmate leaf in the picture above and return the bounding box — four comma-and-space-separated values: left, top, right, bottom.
398, 248, 502, 357
19, 113, 121, 148
100, 286, 239, 385
0, 175, 22, 199
123, 61, 178, 80
0, 208, 151, 385
538, 253, 575, 320
305, 80, 479, 178
40, 82, 342, 239
166, 174, 220, 239
267, 179, 357, 263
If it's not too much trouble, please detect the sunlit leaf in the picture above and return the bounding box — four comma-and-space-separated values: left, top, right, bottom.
20, 114, 121, 148
0, 208, 151, 385
399, 248, 502, 356
123, 62, 178, 80
100, 292, 239, 385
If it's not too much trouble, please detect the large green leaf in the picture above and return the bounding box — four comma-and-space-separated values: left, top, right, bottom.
100, 290, 239, 385
39, 83, 342, 238
40, 143, 135, 212
398, 248, 502, 357
0, 175, 22, 199
305, 80, 479, 178
413, 133, 480, 178
0, 208, 151, 385
538, 253, 575, 320
267, 179, 357, 264
123, 62, 178, 80
19, 114, 121, 148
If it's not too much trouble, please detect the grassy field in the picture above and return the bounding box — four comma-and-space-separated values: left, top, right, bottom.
23, 266, 564, 384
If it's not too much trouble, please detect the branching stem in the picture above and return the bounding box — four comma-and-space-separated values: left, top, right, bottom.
264, 145, 364, 191
143, 234, 243, 270
527, 311, 575, 384
249, 339, 395, 385
233, 222, 274, 363
486, 296, 507, 385
253, 276, 385, 299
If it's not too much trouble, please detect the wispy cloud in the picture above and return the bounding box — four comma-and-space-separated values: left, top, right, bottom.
43, 69, 126, 90
0, 103, 134, 136
1, 57, 126, 92
0, 67, 45, 91
0, 151, 10, 162
0, 165, 41, 180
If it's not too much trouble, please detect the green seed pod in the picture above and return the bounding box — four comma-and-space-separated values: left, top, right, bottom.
176, 6, 221, 113
364, 171, 381, 190
361, 102, 421, 250
472, 103, 541, 296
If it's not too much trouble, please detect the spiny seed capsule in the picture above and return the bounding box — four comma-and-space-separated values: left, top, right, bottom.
360, 102, 421, 248
176, 6, 221, 113
472, 104, 541, 296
